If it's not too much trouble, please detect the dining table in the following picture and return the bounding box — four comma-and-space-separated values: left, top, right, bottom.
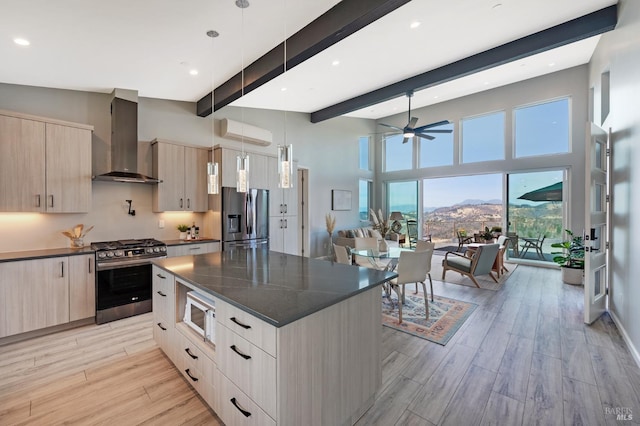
351, 246, 413, 271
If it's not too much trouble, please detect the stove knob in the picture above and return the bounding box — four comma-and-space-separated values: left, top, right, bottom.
153, 247, 160, 253
97, 252, 107, 259
115, 250, 124, 257
106, 251, 114, 258
159, 246, 166, 252
146, 247, 153, 254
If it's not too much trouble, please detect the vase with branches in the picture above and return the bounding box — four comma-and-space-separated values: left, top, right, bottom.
370, 208, 391, 251
325, 213, 336, 259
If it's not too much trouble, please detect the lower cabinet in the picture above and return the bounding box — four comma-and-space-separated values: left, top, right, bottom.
166, 242, 220, 258
0, 254, 96, 339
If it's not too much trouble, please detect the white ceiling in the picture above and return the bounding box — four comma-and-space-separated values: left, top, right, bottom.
1, 0, 616, 120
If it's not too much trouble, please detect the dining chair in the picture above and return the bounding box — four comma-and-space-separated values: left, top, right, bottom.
388, 250, 432, 324
442, 243, 500, 287
495, 236, 510, 277
406, 220, 419, 248
520, 235, 546, 260
333, 244, 351, 265
414, 240, 435, 301
353, 237, 386, 268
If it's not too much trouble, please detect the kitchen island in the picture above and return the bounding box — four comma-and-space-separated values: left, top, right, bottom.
152, 249, 396, 426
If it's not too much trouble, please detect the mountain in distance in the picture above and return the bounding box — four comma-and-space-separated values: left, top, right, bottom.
424, 198, 501, 212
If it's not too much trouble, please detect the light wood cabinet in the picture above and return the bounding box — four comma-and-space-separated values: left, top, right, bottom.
152, 266, 176, 362
216, 147, 269, 190
268, 156, 298, 255
0, 110, 92, 213
152, 140, 209, 212
0, 257, 69, 338
69, 254, 95, 321
166, 241, 220, 258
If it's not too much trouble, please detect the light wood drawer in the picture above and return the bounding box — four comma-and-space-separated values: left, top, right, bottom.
218, 371, 276, 426
175, 354, 209, 398
217, 324, 276, 418
152, 319, 175, 362
177, 327, 216, 378
217, 299, 276, 357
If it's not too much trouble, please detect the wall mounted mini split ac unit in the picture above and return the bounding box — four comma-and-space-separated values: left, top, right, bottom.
220, 118, 273, 146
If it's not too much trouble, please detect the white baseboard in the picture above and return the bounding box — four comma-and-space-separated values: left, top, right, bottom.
609, 309, 640, 369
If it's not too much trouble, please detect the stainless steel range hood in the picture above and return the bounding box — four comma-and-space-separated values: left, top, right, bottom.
93, 89, 160, 184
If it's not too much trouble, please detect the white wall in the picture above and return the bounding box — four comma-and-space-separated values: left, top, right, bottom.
374, 66, 589, 236
0, 84, 376, 256
588, 0, 640, 364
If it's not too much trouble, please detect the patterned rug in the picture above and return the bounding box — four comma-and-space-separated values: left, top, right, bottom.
382, 291, 477, 345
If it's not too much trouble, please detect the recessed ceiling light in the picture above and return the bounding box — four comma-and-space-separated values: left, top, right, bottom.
332, 60, 340, 66
484, 81, 490, 85
14, 38, 30, 46
410, 21, 421, 29
189, 69, 198, 76
548, 62, 556, 67
433, 95, 439, 99
281, 87, 287, 92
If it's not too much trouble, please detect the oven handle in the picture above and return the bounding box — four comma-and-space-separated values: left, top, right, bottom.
96, 256, 167, 271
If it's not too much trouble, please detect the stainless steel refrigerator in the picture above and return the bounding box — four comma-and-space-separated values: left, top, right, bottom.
222, 187, 269, 250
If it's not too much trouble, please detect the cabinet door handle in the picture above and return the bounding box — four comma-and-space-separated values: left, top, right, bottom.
230, 316, 251, 329
284, 203, 288, 214
185, 368, 199, 382
230, 398, 252, 418
189, 247, 201, 251
157, 290, 167, 297
60, 261, 64, 278
179, 198, 183, 208
230, 345, 251, 360
185, 348, 198, 359
156, 273, 166, 279
157, 322, 167, 331
36, 194, 41, 207
284, 219, 288, 229
280, 203, 284, 214
49, 195, 54, 208
280, 219, 283, 229
187, 198, 191, 209
88, 258, 92, 273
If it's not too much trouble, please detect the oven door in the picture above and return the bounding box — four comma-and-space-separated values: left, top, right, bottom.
96, 263, 152, 311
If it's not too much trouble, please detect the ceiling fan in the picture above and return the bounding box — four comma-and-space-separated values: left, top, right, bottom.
378, 90, 452, 143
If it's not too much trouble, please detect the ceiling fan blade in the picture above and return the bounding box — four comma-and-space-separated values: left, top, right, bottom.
413, 120, 451, 132
378, 122, 404, 132
419, 129, 453, 134
408, 117, 418, 129
416, 133, 435, 140
402, 136, 410, 144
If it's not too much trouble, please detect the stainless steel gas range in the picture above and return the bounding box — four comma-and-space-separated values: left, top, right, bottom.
91, 239, 167, 324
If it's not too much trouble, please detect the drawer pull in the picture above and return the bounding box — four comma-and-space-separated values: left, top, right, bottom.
189, 247, 201, 250
185, 368, 198, 382
230, 317, 251, 330
157, 322, 167, 331
157, 290, 167, 297
230, 345, 251, 360
231, 397, 252, 418
156, 273, 166, 279
185, 348, 198, 360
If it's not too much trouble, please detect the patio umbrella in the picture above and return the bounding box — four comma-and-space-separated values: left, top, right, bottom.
517, 181, 563, 202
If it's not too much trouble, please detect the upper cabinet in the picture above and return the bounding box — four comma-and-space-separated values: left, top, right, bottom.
152, 139, 208, 212
216, 147, 269, 190
0, 110, 92, 213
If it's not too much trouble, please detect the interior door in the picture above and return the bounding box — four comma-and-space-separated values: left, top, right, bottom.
584, 122, 609, 324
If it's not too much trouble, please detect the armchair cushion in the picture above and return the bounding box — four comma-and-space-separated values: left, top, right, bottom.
444, 255, 472, 272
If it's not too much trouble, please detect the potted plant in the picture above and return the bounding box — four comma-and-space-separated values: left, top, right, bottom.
551, 229, 585, 285
478, 226, 494, 243
490, 226, 502, 237
177, 224, 189, 240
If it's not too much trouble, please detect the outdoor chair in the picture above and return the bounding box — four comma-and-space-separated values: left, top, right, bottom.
387, 250, 432, 324
456, 231, 473, 251
506, 232, 520, 257
442, 243, 500, 288
520, 235, 546, 260
406, 220, 419, 248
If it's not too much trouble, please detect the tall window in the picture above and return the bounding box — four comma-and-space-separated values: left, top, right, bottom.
384, 134, 413, 172
419, 122, 454, 168
461, 111, 505, 163
388, 181, 418, 233
359, 179, 372, 221
359, 136, 370, 170
514, 98, 569, 158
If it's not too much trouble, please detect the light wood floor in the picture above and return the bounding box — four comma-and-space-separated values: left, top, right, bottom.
1, 264, 639, 425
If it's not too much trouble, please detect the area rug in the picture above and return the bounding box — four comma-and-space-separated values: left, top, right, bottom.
382, 292, 477, 345
430, 254, 517, 290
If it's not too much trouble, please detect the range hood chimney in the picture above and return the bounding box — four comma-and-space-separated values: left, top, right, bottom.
92, 89, 160, 184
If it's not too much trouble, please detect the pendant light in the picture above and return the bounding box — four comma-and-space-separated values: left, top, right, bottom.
206, 30, 220, 195
236, 4, 249, 192
277, 0, 293, 189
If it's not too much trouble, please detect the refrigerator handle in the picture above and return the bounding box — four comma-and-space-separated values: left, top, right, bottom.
246, 193, 253, 235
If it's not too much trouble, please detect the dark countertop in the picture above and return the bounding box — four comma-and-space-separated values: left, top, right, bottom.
0, 246, 95, 263
164, 238, 220, 247
153, 249, 397, 327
